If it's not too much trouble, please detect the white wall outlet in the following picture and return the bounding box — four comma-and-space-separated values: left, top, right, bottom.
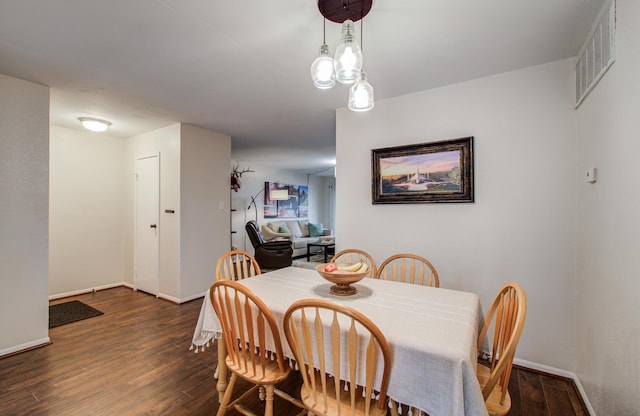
585, 167, 597, 183
218, 201, 225, 209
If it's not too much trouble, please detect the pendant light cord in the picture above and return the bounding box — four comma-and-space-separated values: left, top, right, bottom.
323, 17, 326, 43
360, 8, 365, 74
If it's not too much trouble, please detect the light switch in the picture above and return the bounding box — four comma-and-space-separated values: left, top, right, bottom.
585, 168, 597, 183
218, 201, 225, 209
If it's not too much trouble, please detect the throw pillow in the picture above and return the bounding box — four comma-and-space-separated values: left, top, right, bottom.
308, 223, 324, 237
299, 221, 310, 237
278, 225, 290, 234
269, 221, 286, 233
286, 221, 303, 238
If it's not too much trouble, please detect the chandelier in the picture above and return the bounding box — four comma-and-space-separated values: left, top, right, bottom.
310, 0, 374, 112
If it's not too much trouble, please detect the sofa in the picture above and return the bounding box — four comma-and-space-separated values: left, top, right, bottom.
261, 219, 334, 258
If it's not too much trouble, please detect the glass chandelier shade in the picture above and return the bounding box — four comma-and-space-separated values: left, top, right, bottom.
348, 71, 374, 112
333, 20, 363, 84
310, 43, 336, 89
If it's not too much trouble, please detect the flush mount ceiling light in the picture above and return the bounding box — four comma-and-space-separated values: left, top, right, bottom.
312, 0, 375, 112
78, 117, 111, 132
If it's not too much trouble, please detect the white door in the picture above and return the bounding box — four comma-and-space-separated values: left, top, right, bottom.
135, 155, 160, 295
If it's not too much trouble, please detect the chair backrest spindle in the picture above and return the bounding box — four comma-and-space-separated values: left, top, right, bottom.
216, 250, 261, 281
331, 249, 377, 278
476, 282, 526, 415
284, 298, 392, 416
210, 280, 304, 416
377, 253, 440, 287
210, 280, 287, 377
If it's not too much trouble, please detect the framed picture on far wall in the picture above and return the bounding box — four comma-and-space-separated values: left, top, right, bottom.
298, 185, 308, 218
371, 136, 474, 204
263, 182, 278, 218
263, 204, 278, 218
263, 182, 309, 218
277, 195, 298, 218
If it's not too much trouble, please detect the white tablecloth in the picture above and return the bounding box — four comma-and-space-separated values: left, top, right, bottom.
192, 267, 488, 416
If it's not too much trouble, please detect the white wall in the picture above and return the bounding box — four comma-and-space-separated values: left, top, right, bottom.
49, 126, 125, 296
125, 123, 231, 301
180, 124, 231, 298
337, 59, 577, 370
125, 123, 182, 297
575, 0, 640, 414
229, 161, 333, 252
0, 75, 50, 355
315, 175, 337, 232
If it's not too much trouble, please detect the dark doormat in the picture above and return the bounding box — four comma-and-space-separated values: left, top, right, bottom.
49, 300, 104, 328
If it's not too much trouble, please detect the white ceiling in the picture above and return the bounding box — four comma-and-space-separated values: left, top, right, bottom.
0, 0, 604, 175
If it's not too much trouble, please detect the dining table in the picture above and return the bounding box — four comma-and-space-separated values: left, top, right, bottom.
191, 266, 488, 416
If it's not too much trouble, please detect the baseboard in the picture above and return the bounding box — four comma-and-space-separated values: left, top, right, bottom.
50, 283, 205, 305
158, 291, 206, 304
179, 292, 206, 304
514, 358, 596, 416
0, 337, 50, 358
157, 293, 180, 304
49, 282, 129, 300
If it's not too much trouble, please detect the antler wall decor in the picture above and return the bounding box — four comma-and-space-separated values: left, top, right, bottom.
231, 164, 254, 192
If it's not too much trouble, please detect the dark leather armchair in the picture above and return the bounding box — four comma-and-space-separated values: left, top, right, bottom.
245, 220, 293, 269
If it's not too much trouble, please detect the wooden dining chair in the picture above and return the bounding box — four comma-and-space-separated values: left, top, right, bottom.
330, 248, 378, 278
376, 253, 440, 287
476, 282, 527, 416
283, 298, 392, 416
210, 280, 303, 416
215, 250, 261, 281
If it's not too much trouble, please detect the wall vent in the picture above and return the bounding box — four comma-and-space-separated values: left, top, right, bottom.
575, 0, 616, 108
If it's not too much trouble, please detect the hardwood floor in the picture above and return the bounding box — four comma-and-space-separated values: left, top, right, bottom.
0, 287, 587, 415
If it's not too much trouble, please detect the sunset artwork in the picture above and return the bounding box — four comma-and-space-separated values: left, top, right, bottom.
380, 150, 462, 194
372, 137, 473, 204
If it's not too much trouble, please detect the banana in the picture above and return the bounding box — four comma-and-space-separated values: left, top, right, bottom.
355, 263, 368, 273
337, 262, 362, 272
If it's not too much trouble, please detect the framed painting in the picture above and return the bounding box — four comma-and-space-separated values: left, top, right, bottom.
297, 185, 308, 218
264, 182, 310, 218
263, 182, 278, 218
277, 195, 299, 218
371, 136, 474, 204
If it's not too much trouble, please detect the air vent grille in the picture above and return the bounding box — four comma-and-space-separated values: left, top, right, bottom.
575, 0, 616, 107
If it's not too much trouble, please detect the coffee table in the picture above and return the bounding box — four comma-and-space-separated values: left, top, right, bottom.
306, 240, 335, 262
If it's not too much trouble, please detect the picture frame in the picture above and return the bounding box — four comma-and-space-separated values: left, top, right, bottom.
264, 182, 309, 218
371, 136, 474, 204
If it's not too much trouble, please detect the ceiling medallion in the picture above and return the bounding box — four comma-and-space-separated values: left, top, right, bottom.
317, 0, 373, 23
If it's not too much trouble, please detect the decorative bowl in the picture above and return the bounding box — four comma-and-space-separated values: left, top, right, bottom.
315, 264, 368, 296
319, 237, 334, 243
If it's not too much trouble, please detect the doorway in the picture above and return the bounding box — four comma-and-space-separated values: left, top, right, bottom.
134, 155, 160, 295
